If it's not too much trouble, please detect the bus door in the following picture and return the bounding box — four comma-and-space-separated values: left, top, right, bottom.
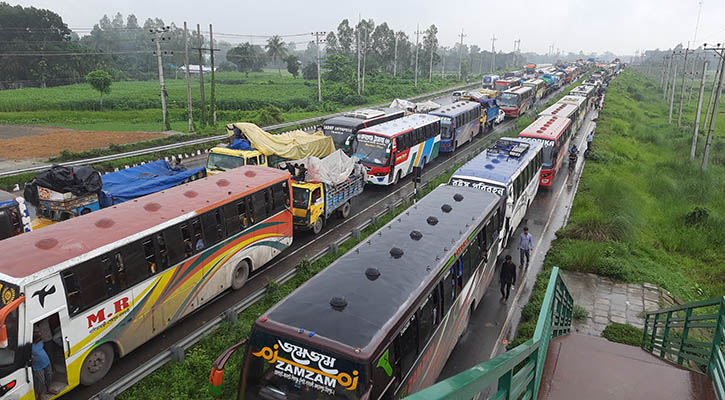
25, 275, 70, 395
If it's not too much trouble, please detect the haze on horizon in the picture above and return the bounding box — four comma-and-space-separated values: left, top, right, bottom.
11, 0, 725, 57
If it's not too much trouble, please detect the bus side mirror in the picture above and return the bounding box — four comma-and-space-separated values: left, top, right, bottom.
0, 296, 24, 349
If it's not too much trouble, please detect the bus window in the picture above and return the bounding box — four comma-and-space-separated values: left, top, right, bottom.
181, 223, 193, 257
62, 259, 107, 316
251, 191, 266, 221
192, 218, 203, 251
442, 268, 453, 306
246, 197, 255, 225
272, 181, 288, 213
393, 314, 418, 379
114, 252, 128, 289
157, 233, 169, 270
101, 256, 118, 296
238, 199, 249, 228
259, 154, 266, 165
417, 293, 437, 347
264, 188, 273, 216
163, 225, 186, 267
142, 238, 157, 275
247, 156, 258, 166
223, 203, 242, 236
201, 210, 223, 247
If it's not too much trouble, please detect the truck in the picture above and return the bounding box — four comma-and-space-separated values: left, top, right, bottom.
0, 190, 32, 239
460, 92, 505, 131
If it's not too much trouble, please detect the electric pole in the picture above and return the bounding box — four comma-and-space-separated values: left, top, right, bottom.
702, 49, 723, 135
691, 60, 708, 161
457, 29, 466, 80
414, 24, 421, 87
702, 43, 725, 171
490, 34, 497, 73
677, 46, 691, 127
196, 24, 206, 127
393, 34, 398, 78
209, 24, 216, 126
313, 31, 326, 103
183, 22, 193, 132
356, 15, 361, 95
669, 63, 678, 124
151, 26, 171, 131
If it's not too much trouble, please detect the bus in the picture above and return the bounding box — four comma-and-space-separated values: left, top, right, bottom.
538, 101, 582, 132
523, 78, 547, 101
449, 137, 543, 249
429, 101, 482, 153
569, 84, 597, 108
518, 115, 573, 187
498, 85, 535, 118
482, 74, 499, 89
209, 184, 504, 399
494, 77, 521, 92
0, 191, 31, 240
352, 113, 441, 186
322, 108, 405, 154
557, 95, 588, 129
0, 167, 293, 399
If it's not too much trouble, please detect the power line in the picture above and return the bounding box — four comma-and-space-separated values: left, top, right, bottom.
0, 50, 152, 56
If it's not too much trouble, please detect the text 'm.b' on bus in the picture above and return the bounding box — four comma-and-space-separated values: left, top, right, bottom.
498, 85, 535, 118
449, 137, 543, 249
322, 108, 405, 154
0, 167, 292, 399
352, 113, 441, 186
210, 184, 503, 399
428, 101, 482, 153
517, 115, 574, 186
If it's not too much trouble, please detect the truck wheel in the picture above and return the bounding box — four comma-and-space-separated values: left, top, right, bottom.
338, 202, 351, 219
231, 260, 250, 290
80, 343, 115, 386
312, 217, 324, 235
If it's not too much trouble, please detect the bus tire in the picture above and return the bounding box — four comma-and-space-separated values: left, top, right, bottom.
392, 171, 401, 186
312, 216, 324, 235
338, 202, 351, 219
231, 260, 250, 290
80, 343, 115, 386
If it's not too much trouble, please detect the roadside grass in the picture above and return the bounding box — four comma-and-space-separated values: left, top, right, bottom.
509, 69, 725, 349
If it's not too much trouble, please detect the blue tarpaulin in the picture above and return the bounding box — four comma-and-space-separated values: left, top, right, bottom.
228, 138, 256, 151
99, 160, 205, 207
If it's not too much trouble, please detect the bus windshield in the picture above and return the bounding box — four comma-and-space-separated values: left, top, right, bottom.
498, 93, 518, 107
207, 152, 245, 171
292, 186, 309, 209
0, 307, 19, 376
440, 118, 453, 139
240, 329, 366, 399
322, 124, 354, 149
351, 133, 390, 167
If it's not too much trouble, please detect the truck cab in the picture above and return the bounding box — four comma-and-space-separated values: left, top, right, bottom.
206, 147, 268, 175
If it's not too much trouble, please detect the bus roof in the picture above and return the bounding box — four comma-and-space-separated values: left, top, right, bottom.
0, 166, 289, 280
518, 115, 572, 141
496, 77, 519, 83
357, 113, 440, 138
524, 78, 545, 86
570, 85, 596, 96
342, 107, 403, 121
323, 116, 367, 129
558, 95, 586, 107
538, 102, 579, 119
429, 100, 480, 118
451, 138, 543, 185
262, 184, 500, 353
503, 85, 533, 95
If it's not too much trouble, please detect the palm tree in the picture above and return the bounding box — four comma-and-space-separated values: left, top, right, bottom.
266, 36, 288, 76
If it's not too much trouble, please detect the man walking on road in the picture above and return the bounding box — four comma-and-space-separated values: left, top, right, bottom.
518, 227, 534, 268
500, 255, 516, 303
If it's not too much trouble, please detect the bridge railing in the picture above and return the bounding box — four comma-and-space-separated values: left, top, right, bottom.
405, 266, 573, 400
642, 296, 725, 399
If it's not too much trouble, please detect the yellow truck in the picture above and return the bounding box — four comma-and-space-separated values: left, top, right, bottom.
291, 172, 365, 234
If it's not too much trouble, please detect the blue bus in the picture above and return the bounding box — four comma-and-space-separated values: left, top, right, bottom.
429, 101, 482, 153
449, 137, 543, 249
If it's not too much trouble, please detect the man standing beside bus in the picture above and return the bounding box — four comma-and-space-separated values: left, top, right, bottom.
518, 227, 534, 268
32, 331, 54, 397
500, 255, 517, 303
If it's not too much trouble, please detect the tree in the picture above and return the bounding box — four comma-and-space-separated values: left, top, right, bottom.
285, 55, 300, 78
337, 19, 354, 56
265, 35, 288, 76
227, 43, 264, 76
86, 70, 112, 109
423, 25, 438, 82
302, 63, 317, 80
323, 54, 354, 83
325, 32, 339, 55
371, 23, 395, 72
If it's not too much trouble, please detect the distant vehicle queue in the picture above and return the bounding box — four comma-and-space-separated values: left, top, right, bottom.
0, 59, 621, 400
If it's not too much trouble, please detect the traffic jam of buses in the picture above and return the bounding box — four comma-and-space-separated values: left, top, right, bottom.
0, 60, 621, 399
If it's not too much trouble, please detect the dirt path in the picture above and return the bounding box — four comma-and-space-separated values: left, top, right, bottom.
0, 125, 167, 160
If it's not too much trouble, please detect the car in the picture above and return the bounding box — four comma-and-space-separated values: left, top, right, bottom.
495, 109, 506, 124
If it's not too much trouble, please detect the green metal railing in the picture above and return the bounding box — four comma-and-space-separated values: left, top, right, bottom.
406, 266, 573, 400
642, 296, 725, 399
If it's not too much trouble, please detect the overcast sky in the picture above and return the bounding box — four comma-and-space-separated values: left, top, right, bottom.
13, 0, 725, 55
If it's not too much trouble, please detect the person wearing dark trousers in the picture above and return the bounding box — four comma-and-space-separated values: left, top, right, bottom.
518, 227, 534, 268
499, 255, 517, 303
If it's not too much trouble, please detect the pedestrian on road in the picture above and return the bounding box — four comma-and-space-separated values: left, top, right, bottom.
587, 131, 594, 149
518, 227, 534, 268
499, 255, 517, 303
32, 331, 54, 397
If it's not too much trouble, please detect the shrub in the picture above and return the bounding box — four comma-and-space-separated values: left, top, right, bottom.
602, 323, 643, 346
685, 207, 710, 226
573, 305, 589, 320
596, 258, 627, 281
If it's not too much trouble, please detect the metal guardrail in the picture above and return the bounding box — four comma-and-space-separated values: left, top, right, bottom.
642, 296, 725, 399
405, 267, 574, 400
0, 82, 481, 179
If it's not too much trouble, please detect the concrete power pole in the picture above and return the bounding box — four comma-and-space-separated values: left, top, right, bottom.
669, 63, 678, 124
677, 46, 691, 127
702, 43, 725, 171
691, 60, 709, 161
688, 55, 698, 105
151, 26, 170, 131
209, 24, 216, 126
414, 24, 421, 87
663, 54, 673, 101
490, 34, 497, 73
313, 31, 326, 103
196, 24, 206, 127
356, 15, 361, 95
702, 51, 723, 135
457, 29, 466, 80
183, 22, 193, 132
393, 35, 398, 78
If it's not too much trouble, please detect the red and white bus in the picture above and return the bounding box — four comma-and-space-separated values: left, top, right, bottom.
498, 85, 535, 118
0, 167, 293, 399
494, 77, 521, 92
517, 115, 573, 186
556, 95, 588, 130
352, 113, 441, 186
538, 102, 582, 132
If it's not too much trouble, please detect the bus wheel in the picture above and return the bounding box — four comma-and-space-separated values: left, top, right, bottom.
312, 217, 324, 235
231, 260, 250, 290
392, 171, 401, 186
338, 202, 351, 219
80, 343, 115, 386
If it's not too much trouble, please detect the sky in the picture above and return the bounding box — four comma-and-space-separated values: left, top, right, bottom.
12, 0, 725, 56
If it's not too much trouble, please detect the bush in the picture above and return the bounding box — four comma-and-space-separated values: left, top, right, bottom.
573, 305, 589, 320
596, 258, 627, 281
602, 323, 644, 346
685, 207, 710, 226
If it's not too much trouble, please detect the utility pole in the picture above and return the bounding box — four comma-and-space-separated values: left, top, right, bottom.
429, 33, 435, 83
414, 24, 421, 87
356, 15, 361, 95
457, 29, 466, 80
313, 31, 326, 103
513, 39, 521, 68
196, 24, 206, 127
490, 34, 497, 73
660, 56, 667, 88
663, 51, 674, 101
702, 50, 723, 135
702, 43, 725, 170
393, 34, 398, 78
677, 46, 691, 127
209, 24, 216, 126
668, 63, 678, 124
691, 60, 709, 161
151, 26, 171, 131
183, 22, 193, 132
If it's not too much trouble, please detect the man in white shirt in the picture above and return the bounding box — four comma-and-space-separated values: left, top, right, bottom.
518, 227, 534, 268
